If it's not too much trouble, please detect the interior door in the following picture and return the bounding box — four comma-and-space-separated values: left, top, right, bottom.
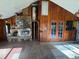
51, 21, 64, 41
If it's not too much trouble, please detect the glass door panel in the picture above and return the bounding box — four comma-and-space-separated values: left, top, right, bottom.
58, 22, 63, 38
51, 22, 56, 38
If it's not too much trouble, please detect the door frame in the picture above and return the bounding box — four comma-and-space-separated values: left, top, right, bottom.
50, 20, 64, 41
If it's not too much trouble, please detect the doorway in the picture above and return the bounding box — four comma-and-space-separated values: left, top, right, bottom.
6, 23, 10, 34
51, 21, 64, 41
32, 21, 39, 41
32, 3, 39, 41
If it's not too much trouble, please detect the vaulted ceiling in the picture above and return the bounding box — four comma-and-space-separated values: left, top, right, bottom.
0, 0, 79, 19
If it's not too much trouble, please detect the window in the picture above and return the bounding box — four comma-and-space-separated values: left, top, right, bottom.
66, 21, 74, 30
41, 1, 48, 16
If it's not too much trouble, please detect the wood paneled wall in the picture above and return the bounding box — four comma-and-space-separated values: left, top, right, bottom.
5, 16, 16, 26
49, 1, 79, 21
38, 1, 79, 42
0, 20, 7, 42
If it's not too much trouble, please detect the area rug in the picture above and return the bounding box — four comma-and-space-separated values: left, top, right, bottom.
6, 48, 22, 59
0, 48, 12, 59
